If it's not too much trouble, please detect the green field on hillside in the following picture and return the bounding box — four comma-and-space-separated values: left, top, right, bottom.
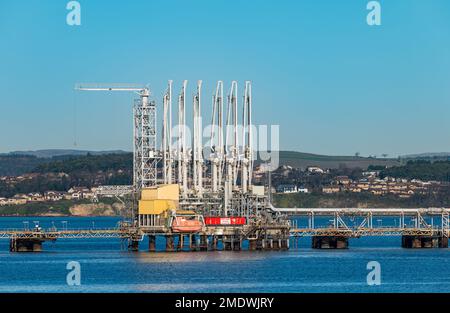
258, 151, 401, 170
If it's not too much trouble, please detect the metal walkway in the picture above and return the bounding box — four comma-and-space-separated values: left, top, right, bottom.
0, 228, 138, 240
275, 207, 450, 238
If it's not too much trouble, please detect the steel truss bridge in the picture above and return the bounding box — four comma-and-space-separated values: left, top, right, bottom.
1, 208, 449, 242
274, 208, 450, 237
0, 228, 139, 240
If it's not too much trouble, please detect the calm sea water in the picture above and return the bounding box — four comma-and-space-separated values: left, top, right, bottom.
0, 217, 449, 293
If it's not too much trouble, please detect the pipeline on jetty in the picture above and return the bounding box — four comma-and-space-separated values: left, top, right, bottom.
1, 207, 449, 252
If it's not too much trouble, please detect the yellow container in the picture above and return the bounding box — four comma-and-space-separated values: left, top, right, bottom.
138, 199, 177, 215
141, 189, 158, 200
141, 184, 179, 201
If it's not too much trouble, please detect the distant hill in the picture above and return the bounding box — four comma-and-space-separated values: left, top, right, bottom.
4, 149, 129, 158
0, 149, 403, 176
0, 155, 49, 176
380, 160, 450, 181
0, 150, 129, 176
0, 153, 133, 197
258, 151, 401, 170
34, 153, 133, 175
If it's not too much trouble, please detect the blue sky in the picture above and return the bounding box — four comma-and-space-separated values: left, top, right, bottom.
1, 0, 450, 156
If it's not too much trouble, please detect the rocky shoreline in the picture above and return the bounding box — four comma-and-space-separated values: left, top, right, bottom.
0, 201, 126, 217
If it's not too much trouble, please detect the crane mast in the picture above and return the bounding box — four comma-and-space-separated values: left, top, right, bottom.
210, 81, 224, 193
225, 81, 239, 191
75, 84, 158, 191
241, 81, 253, 193
193, 80, 203, 197
178, 80, 188, 198
162, 80, 173, 184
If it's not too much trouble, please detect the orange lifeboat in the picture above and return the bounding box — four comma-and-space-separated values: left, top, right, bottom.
171, 214, 203, 233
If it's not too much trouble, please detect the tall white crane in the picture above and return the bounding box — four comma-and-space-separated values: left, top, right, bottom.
192, 80, 203, 196
241, 81, 253, 193
178, 80, 188, 197
162, 80, 173, 184
222, 81, 239, 216
75, 84, 158, 190
225, 81, 239, 191
210, 81, 224, 193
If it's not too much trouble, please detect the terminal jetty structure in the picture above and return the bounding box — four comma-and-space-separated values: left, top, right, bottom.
1, 81, 448, 251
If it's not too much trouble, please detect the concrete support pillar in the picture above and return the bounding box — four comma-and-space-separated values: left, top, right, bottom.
248, 239, 257, 251
210, 236, 218, 251
10, 239, 44, 252
312, 236, 349, 249
190, 234, 197, 251
273, 238, 280, 250
129, 240, 139, 252
412, 238, 422, 248
32, 241, 43, 252
166, 235, 174, 251
280, 238, 289, 250
9, 239, 15, 252
442, 236, 449, 248
422, 237, 432, 248
200, 235, 208, 251
264, 238, 273, 250
232, 236, 241, 251
176, 234, 184, 251
148, 235, 156, 252
402, 235, 448, 248
223, 236, 232, 251
255, 238, 263, 250
336, 237, 348, 249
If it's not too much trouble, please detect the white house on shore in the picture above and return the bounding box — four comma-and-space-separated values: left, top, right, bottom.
67, 187, 95, 200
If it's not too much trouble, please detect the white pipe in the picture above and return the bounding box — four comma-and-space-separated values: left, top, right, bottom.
163, 81, 173, 184
193, 80, 203, 196
181, 80, 188, 197
225, 81, 238, 190
211, 81, 224, 193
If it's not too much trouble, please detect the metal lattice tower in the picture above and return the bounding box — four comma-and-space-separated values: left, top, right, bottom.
134, 89, 158, 189
75, 84, 158, 191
